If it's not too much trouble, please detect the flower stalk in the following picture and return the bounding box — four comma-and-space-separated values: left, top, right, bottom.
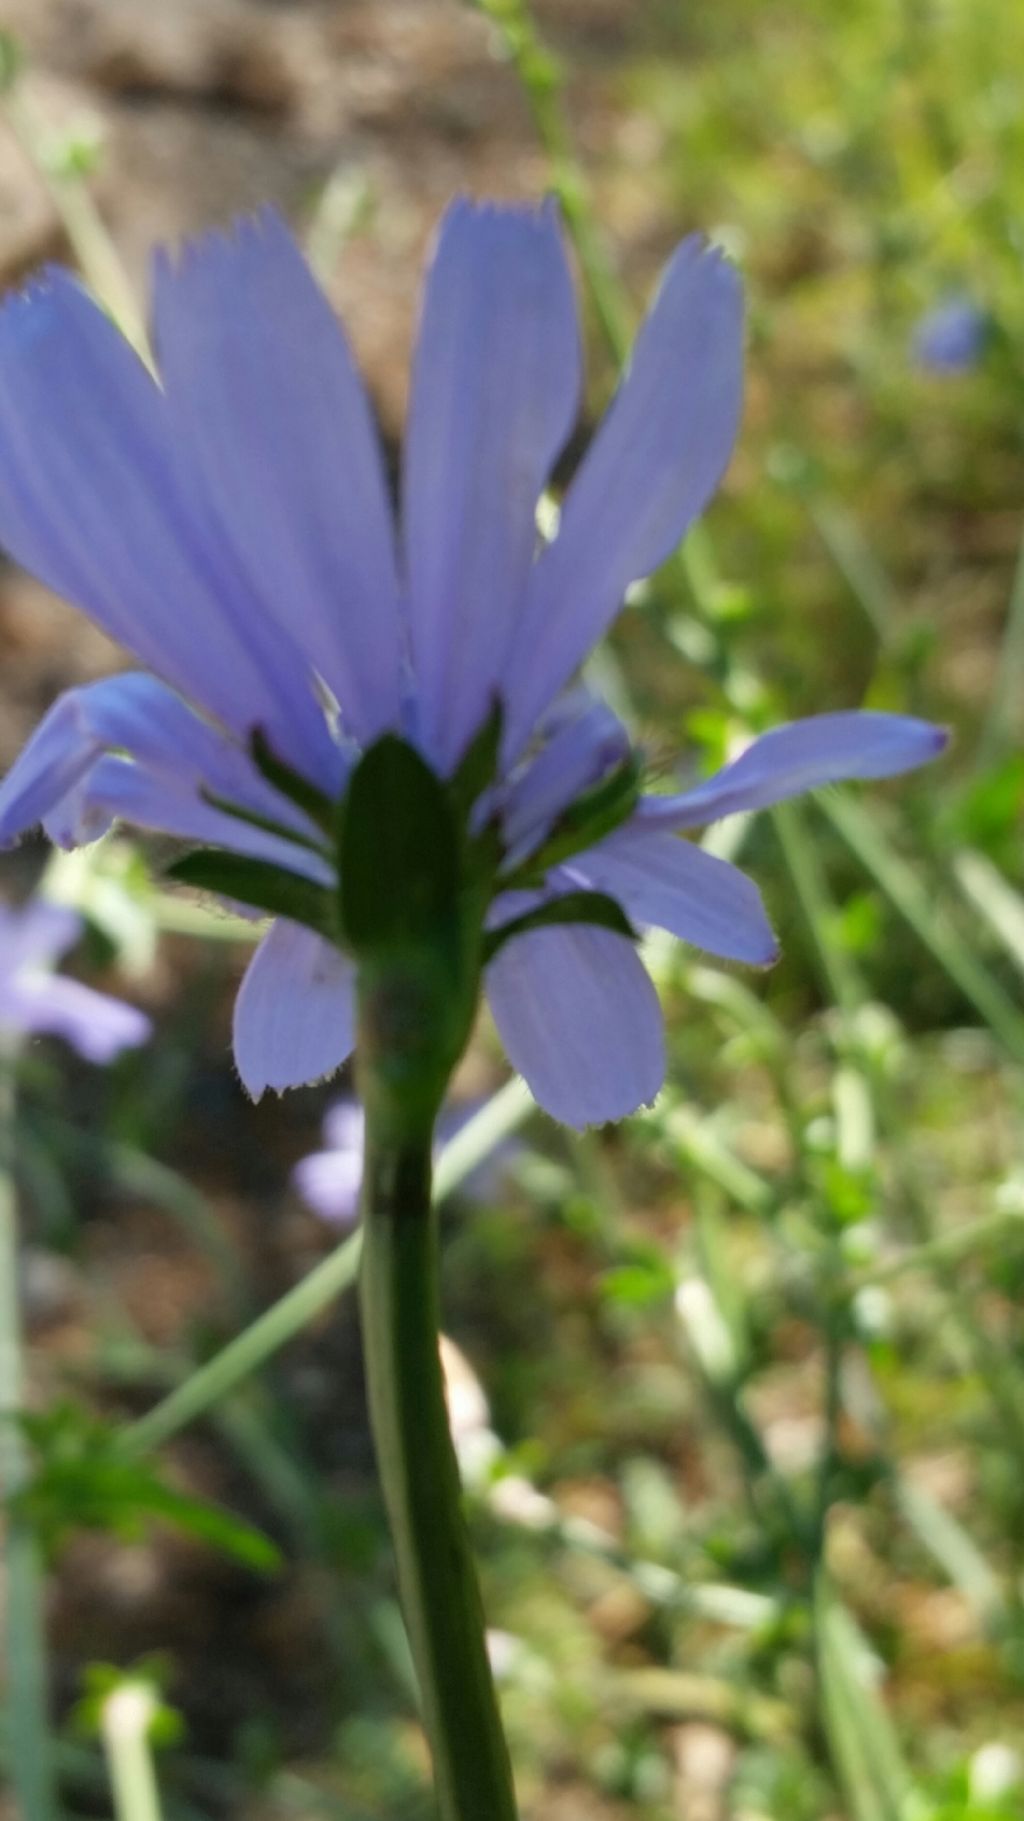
337, 726, 519, 1816
358, 1076, 518, 1821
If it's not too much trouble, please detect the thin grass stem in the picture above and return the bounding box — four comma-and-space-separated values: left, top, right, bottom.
120, 1079, 533, 1458
820, 792, 1024, 1066
0, 1053, 61, 1821
2, 76, 148, 359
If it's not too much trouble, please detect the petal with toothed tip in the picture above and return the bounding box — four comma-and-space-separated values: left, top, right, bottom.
637, 712, 948, 830
0, 673, 331, 853
153, 210, 404, 744
486, 924, 664, 1128
0, 971, 150, 1061
0, 267, 338, 785
502, 236, 744, 759
403, 198, 582, 772
567, 826, 778, 964
233, 919, 356, 1099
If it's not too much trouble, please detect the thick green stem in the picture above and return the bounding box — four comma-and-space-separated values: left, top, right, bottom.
359, 1115, 518, 1821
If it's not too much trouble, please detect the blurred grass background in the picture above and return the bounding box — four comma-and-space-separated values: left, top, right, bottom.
1, 1, 1023, 1817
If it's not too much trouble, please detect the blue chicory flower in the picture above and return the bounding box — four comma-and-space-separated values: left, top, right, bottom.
0, 201, 945, 1126
912, 296, 988, 373
293, 1097, 513, 1226
292, 1099, 364, 1227
0, 898, 150, 1061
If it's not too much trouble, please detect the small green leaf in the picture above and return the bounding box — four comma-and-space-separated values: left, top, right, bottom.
72, 1661, 185, 1751
10, 1404, 282, 1575
121, 1481, 282, 1573
600, 1260, 676, 1309
249, 728, 336, 836
201, 788, 328, 858
449, 697, 504, 825
339, 735, 461, 954
167, 850, 337, 937
551, 754, 640, 834
483, 889, 635, 963
339, 736, 486, 1127
509, 756, 641, 884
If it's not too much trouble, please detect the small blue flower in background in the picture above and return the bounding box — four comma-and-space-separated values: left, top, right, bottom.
0, 200, 945, 1127
0, 899, 150, 1061
292, 1100, 364, 1227
912, 295, 988, 373
293, 1098, 514, 1227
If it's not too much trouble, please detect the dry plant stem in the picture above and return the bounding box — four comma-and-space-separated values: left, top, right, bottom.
359, 1115, 518, 1821
3, 82, 149, 359
100, 1684, 165, 1821
0, 1055, 60, 1821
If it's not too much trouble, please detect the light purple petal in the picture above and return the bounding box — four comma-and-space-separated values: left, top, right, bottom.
637, 713, 949, 830
297, 1097, 364, 1226
292, 1096, 509, 1224
233, 919, 356, 1098
322, 1098, 365, 1154
567, 827, 778, 964
0, 901, 81, 976
0, 973, 150, 1061
152, 211, 403, 743
0, 673, 328, 853
64, 756, 334, 884
486, 924, 664, 1128
403, 199, 582, 772
501, 693, 631, 867
292, 1146, 364, 1227
0, 268, 338, 786
41, 772, 112, 850
0, 694, 105, 846
503, 237, 743, 757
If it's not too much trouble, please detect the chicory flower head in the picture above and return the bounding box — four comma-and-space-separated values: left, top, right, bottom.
0, 898, 150, 1061
293, 1097, 512, 1227
912, 296, 988, 373
0, 201, 944, 1126
293, 1099, 365, 1227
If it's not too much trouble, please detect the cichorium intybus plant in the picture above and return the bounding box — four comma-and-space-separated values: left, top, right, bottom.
0, 198, 946, 1817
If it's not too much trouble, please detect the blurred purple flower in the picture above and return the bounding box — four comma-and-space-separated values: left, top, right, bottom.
0, 202, 945, 1126
293, 1097, 513, 1227
912, 296, 987, 373
0, 899, 150, 1061
293, 1100, 364, 1227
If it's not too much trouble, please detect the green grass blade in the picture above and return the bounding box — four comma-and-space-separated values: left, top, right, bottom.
821, 792, 1024, 1065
